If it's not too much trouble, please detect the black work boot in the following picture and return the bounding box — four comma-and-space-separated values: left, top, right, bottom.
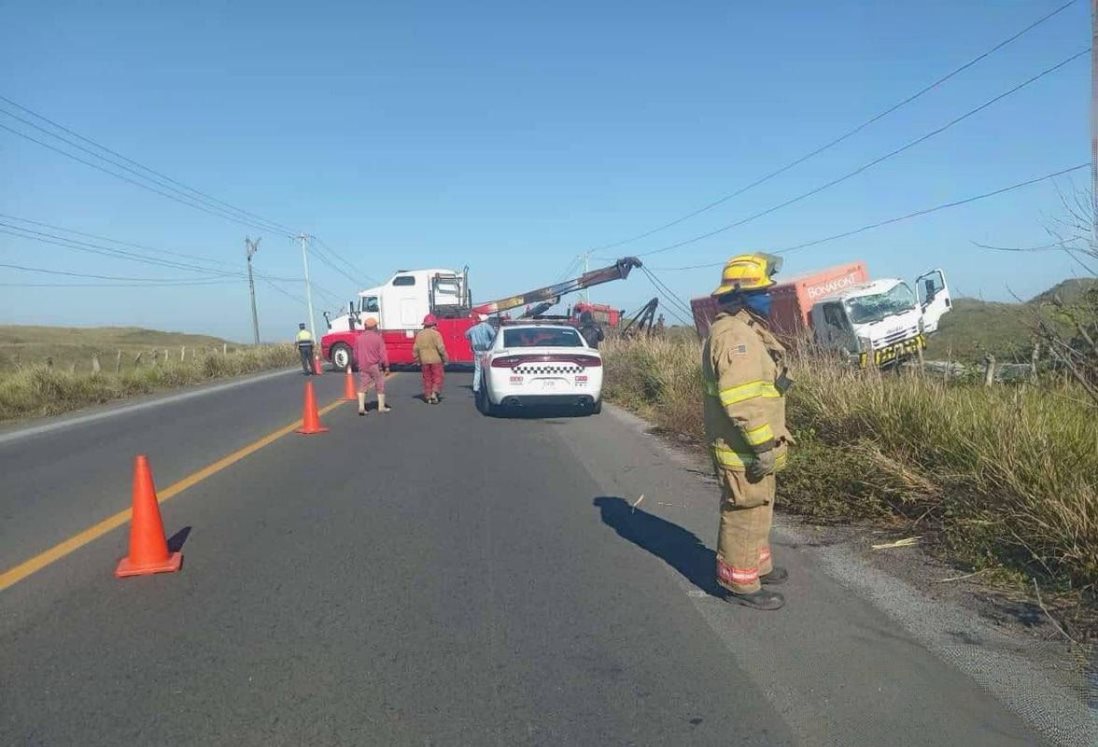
760, 567, 789, 586
722, 587, 785, 611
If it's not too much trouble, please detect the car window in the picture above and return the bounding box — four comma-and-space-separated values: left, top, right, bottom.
393, 275, 416, 287
502, 328, 583, 348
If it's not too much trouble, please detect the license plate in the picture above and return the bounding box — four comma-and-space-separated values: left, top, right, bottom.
540, 379, 558, 390
859, 335, 925, 367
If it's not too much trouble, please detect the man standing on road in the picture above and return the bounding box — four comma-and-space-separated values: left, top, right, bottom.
464, 313, 496, 396
577, 310, 605, 349
702, 253, 793, 611
413, 314, 448, 404
354, 318, 390, 416
295, 323, 315, 375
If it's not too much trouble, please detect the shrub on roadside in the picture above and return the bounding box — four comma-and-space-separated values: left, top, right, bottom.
601, 336, 1098, 590
0, 344, 297, 421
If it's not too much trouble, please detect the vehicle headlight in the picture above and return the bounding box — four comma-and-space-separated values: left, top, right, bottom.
857, 336, 873, 352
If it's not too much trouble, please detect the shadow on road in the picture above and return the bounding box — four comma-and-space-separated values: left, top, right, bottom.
167, 526, 192, 553
593, 497, 721, 597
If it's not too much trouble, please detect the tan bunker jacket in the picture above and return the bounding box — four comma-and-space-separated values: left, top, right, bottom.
702, 309, 792, 472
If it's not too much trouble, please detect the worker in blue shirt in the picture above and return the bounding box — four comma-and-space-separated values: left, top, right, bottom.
464, 313, 496, 394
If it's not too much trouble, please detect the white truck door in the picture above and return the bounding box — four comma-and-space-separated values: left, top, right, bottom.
915, 269, 952, 334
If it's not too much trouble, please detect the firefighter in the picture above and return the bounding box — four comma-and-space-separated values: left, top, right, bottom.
702, 253, 793, 611
413, 314, 448, 404
295, 323, 315, 375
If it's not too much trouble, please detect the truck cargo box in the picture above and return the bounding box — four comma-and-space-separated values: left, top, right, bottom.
691, 261, 869, 338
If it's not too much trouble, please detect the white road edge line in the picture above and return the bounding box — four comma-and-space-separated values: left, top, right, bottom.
0, 368, 298, 447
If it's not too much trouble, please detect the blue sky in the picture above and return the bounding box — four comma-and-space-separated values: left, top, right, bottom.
0, 0, 1091, 340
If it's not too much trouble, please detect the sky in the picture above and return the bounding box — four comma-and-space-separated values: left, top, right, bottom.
0, 0, 1092, 341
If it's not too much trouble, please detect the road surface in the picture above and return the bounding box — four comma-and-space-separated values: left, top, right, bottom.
0, 370, 1088, 745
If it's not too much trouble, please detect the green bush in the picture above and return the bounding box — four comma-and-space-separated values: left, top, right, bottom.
0, 345, 297, 421
601, 337, 1098, 590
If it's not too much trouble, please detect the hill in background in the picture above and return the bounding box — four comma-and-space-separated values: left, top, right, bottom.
0, 326, 232, 372
927, 278, 1097, 364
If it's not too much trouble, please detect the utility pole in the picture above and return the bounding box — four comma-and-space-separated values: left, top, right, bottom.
583, 251, 591, 304
298, 233, 318, 343
245, 237, 261, 345
1092, 0, 1097, 251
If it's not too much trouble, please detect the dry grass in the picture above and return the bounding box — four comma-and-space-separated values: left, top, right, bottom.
602, 335, 1098, 591
0, 344, 298, 422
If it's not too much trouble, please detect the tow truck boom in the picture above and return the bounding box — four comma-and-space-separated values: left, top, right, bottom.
471, 257, 642, 316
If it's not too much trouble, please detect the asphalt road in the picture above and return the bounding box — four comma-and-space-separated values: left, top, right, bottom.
0, 370, 1079, 745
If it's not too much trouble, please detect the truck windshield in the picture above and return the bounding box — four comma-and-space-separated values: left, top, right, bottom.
844, 284, 916, 324
503, 328, 583, 348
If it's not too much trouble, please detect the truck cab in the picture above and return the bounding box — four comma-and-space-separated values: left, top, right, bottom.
809, 269, 951, 366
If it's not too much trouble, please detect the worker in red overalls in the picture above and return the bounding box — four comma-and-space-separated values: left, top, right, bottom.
353, 317, 390, 416
413, 314, 448, 404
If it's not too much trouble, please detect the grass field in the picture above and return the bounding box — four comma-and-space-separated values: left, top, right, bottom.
0, 325, 297, 421
601, 335, 1098, 609
0, 325, 234, 373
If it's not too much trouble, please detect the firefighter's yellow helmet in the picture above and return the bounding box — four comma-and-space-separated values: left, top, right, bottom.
711, 252, 783, 297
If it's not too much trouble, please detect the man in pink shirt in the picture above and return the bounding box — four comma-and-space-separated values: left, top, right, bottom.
353, 318, 391, 416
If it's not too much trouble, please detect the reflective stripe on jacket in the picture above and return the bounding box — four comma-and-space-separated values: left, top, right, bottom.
296, 329, 314, 348
702, 308, 792, 472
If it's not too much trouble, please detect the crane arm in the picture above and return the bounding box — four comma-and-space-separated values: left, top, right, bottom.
471, 257, 642, 316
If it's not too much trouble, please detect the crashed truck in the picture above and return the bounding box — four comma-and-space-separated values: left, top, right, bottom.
320, 258, 643, 370
691, 262, 952, 368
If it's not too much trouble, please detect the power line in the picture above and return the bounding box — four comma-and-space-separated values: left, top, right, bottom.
650, 162, 1091, 270
0, 95, 298, 235
0, 121, 292, 236
0, 219, 302, 285
0, 213, 241, 271
640, 266, 695, 322
0, 280, 238, 288
313, 236, 379, 286
582, 0, 1080, 254
0, 224, 245, 279
0, 261, 244, 284
638, 48, 1089, 258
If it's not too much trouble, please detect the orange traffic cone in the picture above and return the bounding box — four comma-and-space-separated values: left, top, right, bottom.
296, 380, 329, 435
312, 355, 323, 375
343, 366, 357, 401
115, 455, 182, 578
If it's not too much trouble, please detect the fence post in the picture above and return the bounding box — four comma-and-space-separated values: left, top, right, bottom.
133, 352, 143, 367
983, 355, 996, 387
181, 346, 186, 362
91, 355, 101, 373
223, 343, 228, 355
1030, 343, 1040, 382
68, 362, 77, 374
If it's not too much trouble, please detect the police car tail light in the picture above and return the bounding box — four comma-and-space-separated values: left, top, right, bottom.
568, 355, 602, 367
491, 355, 523, 368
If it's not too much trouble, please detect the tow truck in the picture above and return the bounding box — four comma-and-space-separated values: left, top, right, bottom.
320, 257, 642, 370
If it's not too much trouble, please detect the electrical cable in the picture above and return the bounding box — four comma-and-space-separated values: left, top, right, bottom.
649, 162, 1091, 270
638, 48, 1089, 258
313, 236, 380, 286
581, 0, 1080, 254
0, 261, 243, 284
0, 122, 293, 236
0, 95, 298, 235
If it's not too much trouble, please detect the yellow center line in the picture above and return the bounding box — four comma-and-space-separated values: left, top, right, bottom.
0, 392, 356, 593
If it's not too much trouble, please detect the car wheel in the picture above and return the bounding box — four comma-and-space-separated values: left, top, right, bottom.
331, 343, 353, 371
591, 398, 602, 415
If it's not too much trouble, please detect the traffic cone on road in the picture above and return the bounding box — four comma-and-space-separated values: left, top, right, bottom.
343, 366, 357, 401
115, 455, 182, 578
312, 355, 323, 375
296, 380, 329, 435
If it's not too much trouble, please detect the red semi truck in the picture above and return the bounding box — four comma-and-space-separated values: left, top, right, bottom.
320, 258, 642, 370
691, 261, 952, 368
